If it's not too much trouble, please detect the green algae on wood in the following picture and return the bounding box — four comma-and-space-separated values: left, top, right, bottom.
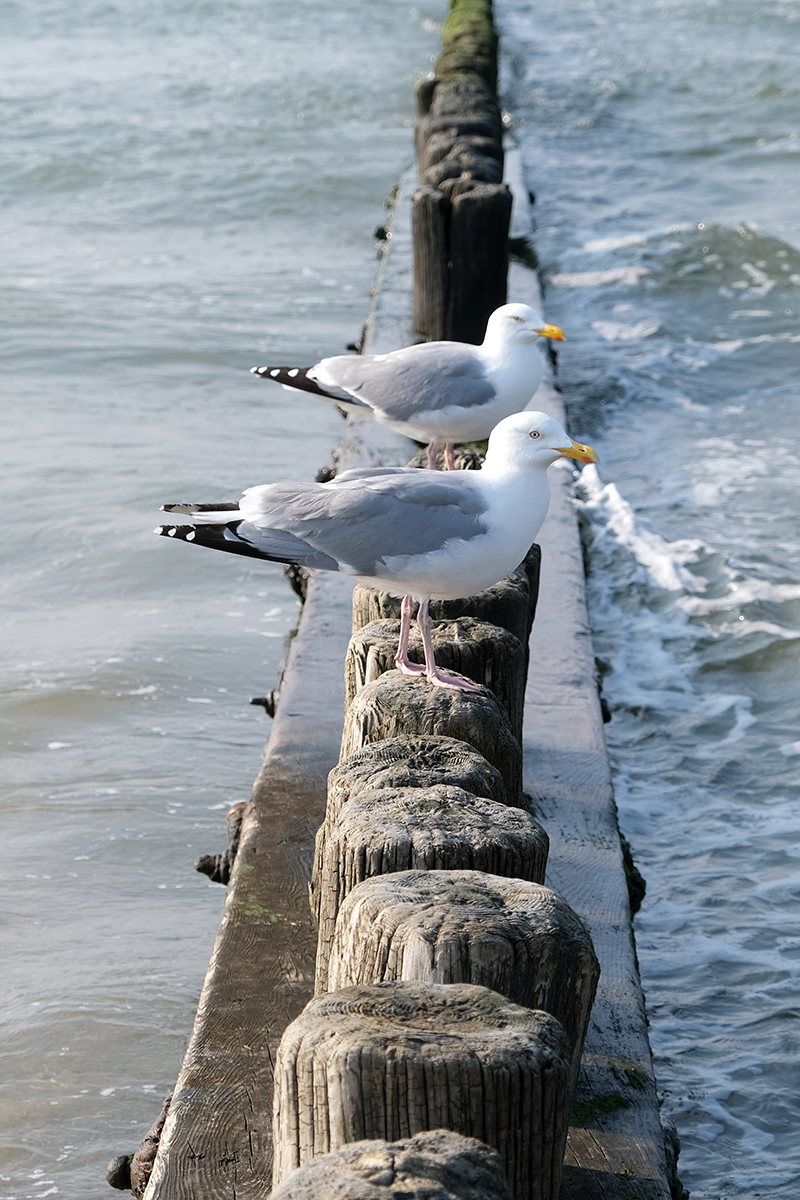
435, 0, 499, 88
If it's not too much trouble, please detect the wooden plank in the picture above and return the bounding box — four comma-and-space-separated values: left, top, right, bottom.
143, 177, 418, 1200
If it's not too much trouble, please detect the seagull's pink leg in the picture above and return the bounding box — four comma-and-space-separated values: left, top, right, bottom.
444, 442, 456, 471
394, 594, 427, 677
417, 598, 483, 693
426, 441, 439, 470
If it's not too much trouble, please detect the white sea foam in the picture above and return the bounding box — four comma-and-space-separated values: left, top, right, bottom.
549, 266, 649, 287
592, 318, 660, 341
583, 232, 649, 251
577, 465, 709, 593
677, 580, 800, 614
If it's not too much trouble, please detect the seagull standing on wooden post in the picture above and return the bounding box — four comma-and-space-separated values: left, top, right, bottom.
250, 303, 565, 470
155, 411, 596, 692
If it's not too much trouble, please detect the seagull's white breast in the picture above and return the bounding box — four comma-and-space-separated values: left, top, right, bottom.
358, 468, 552, 602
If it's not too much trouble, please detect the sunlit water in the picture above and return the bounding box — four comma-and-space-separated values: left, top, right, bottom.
0, 2, 444, 1195
500, 0, 800, 1195
4, 0, 799, 1197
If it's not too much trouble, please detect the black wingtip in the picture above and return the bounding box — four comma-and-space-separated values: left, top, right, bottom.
155, 523, 197, 542
154, 518, 293, 564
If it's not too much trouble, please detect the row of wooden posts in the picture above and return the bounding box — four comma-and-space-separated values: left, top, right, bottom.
265, 552, 601, 1199
272, 9, 599, 1194
130, 5, 606, 1195
411, 0, 514, 347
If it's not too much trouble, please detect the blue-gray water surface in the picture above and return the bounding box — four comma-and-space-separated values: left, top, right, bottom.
1, 2, 444, 1196
499, 0, 800, 1195
2, 0, 798, 1197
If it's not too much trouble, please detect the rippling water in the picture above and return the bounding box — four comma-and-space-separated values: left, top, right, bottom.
500, 0, 800, 1195
5, 0, 799, 1196
1, 2, 443, 1195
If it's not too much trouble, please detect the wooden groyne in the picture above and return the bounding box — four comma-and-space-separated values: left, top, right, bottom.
123, 6, 683, 1199
413, 0, 511, 342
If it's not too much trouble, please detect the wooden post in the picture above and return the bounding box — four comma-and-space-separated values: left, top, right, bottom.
326, 869, 599, 1094
434, 2, 500, 90
313, 784, 549, 992
269, 1128, 513, 1200
328, 734, 508, 815
447, 182, 514, 344
412, 185, 450, 342
340, 672, 522, 800
313, 736, 509, 926
412, 2, 509, 342
272, 981, 571, 1200
345, 618, 525, 743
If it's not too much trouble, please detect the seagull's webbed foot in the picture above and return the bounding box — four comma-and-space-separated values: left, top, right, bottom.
424, 665, 484, 693
415, 598, 483, 693
395, 656, 429, 678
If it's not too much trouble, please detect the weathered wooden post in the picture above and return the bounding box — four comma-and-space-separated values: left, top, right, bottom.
313, 785, 549, 992
341, 672, 522, 799
345, 618, 525, 742
272, 981, 571, 1200
326, 869, 599, 1093
328, 735, 509, 813
412, 0, 512, 342
269, 1129, 513, 1200
313, 734, 509, 918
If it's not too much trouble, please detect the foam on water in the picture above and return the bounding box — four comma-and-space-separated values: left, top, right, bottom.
499, 0, 800, 1192
563, 230, 800, 1196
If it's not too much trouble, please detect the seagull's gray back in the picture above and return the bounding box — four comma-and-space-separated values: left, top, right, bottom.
314, 342, 497, 421
239, 472, 489, 576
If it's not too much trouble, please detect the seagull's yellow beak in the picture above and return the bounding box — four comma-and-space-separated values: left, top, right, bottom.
534, 323, 566, 341
557, 440, 598, 465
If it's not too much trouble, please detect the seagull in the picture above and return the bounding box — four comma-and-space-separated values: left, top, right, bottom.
155, 411, 596, 692
250, 303, 565, 470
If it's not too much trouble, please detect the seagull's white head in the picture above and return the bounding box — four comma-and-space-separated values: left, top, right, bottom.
483, 303, 566, 348
483, 410, 598, 472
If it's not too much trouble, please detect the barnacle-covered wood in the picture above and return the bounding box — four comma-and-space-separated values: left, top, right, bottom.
269, 1128, 513, 1200
327, 869, 598, 1093
272, 981, 570, 1200
345, 618, 525, 742
340, 671, 522, 800
313, 785, 548, 992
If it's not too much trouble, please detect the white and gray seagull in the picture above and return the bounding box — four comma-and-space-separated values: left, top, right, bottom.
250, 303, 565, 470
155, 411, 596, 692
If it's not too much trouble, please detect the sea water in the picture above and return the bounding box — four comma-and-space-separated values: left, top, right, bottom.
0, 2, 444, 1195
3, 0, 799, 1197
500, 0, 800, 1195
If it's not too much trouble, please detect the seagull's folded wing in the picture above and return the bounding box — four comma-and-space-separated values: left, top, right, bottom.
239, 473, 490, 576
311, 343, 497, 421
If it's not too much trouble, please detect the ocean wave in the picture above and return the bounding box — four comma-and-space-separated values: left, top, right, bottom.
576, 464, 711, 592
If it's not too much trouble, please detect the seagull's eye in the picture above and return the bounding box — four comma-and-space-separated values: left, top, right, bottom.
512, 315, 524, 322
529, 430, 541, 439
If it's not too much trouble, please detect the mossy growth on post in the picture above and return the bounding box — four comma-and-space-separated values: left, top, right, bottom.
436, 0, 499, 89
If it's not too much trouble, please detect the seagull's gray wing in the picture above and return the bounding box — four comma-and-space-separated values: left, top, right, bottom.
240, 473, 490, 576
312, 342, 497, 422
157, 506, 343, 570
